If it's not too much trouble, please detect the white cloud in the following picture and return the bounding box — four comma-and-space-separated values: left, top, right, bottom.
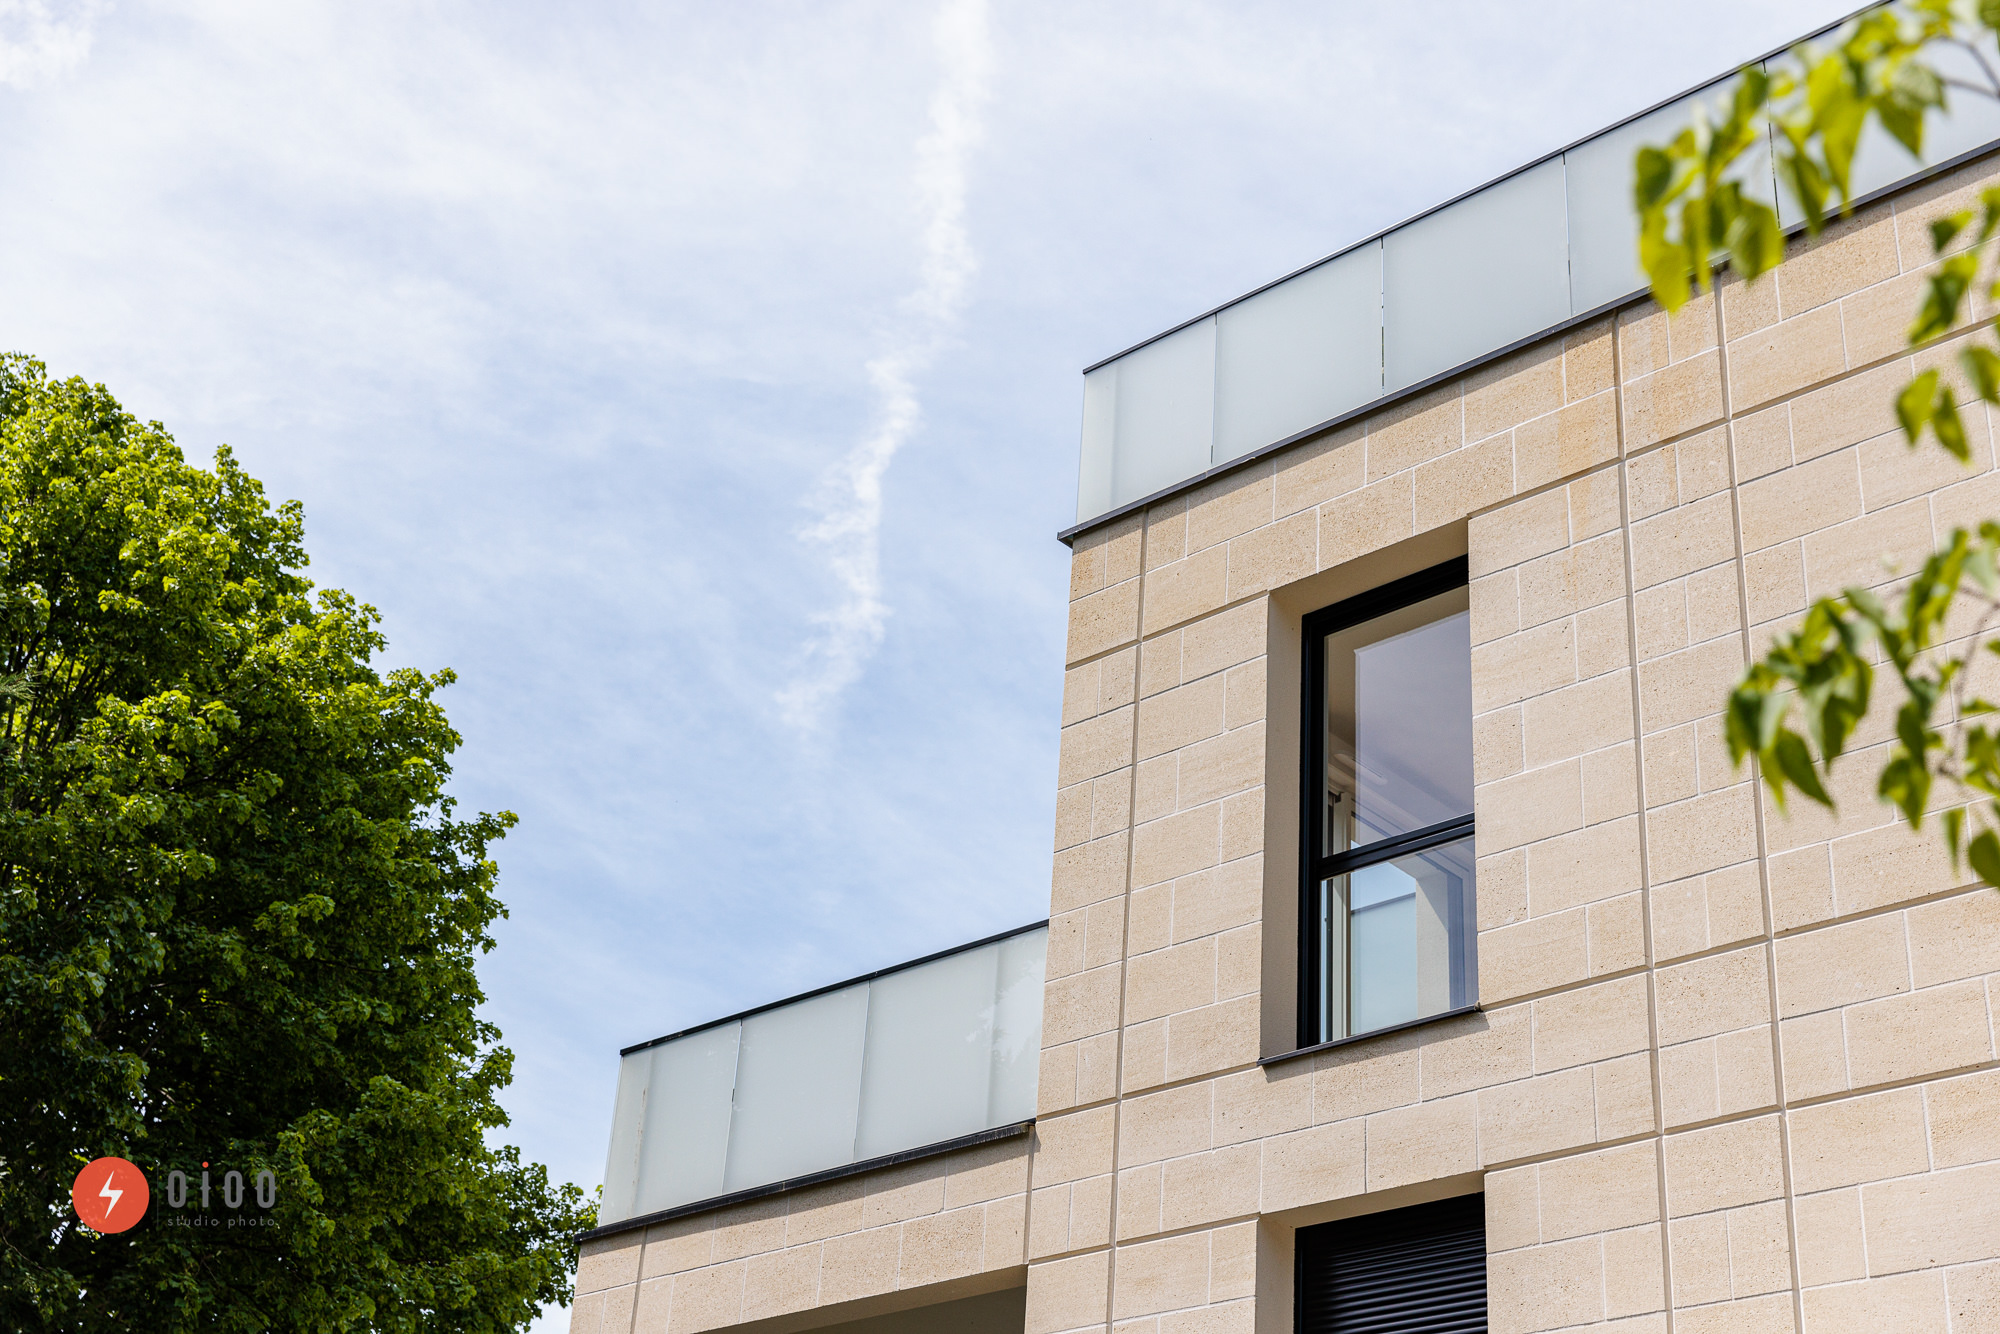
0, 0, 95, 88
778, 0, 992, 733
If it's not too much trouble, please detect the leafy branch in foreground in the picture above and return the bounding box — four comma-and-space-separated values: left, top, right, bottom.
1632, 1, 2000, 886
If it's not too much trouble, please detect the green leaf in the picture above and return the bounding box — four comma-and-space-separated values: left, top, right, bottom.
1634, 145, 1675, 210
1899, 368, 1941, 441
1970, 829, 2000, 888
1780, 150, 1830, 235
1735, 63, 1772, 120
1945, 806, 1966, 869
1680, 194, 1715, 295
1640, 212, 1692, 313
1727, 200, 1785, 281
1964, 346, 2000, 405
1931, 209, 1973, 252
1772, 730, 1834, 807
1912, 252, 1979, 344
1725, 682, 1767, 766
1979, 186, 2000, 242
1935, 386, 1971, 462
1878, 89, 1929, 160
1880, 750, 1932, 826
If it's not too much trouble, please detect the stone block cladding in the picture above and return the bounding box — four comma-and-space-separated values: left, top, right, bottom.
568, 1139, 1031, 1333
575, 154, 2000, 1334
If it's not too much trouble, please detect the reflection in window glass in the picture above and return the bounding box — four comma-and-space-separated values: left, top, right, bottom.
1318, 837, 1477, 1039
1322, 589, 1473, 852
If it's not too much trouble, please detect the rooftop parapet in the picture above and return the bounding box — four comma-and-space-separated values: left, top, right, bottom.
588, 922, 1046, 1238
1067, 5, 2000, 537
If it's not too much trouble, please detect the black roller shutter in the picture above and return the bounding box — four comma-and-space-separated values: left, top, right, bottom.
1296, 1193, 1487, 1333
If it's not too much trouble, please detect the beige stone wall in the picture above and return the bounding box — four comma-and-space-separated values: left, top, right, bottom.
568, 1138, 1029, 1333
575, 152, 2000, 1334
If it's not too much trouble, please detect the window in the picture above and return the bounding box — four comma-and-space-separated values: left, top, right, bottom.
1299, 558, 1476, 1048
1296, 1193, 1487, 1332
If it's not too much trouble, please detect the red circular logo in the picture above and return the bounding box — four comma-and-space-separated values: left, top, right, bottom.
72, 1157, 148, 1234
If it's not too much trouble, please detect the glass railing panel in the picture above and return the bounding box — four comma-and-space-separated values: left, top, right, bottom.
1566, 82, 1729, 314
593, 926, 1048, 1228
1111, 315, 1216, 509
1911, 42, 2000, 176
632, 1020, 739, 1216
1777, 42, 2000, 227
854, 942, 1000, 1160
598, 1046, 653, 1224
989, 927, 1046, 1124
1077, 364, 1118, 523
1213, 242, 1383, 465
1384, 158, 1570, 392
721, 983, 869, 1192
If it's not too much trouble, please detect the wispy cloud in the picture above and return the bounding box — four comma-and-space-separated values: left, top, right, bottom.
778, 0, 992, 732
0, 0, 96, 88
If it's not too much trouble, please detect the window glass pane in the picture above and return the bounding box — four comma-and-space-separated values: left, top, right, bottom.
1775, 43, 2000, 228
1322, 587, 1473, 852
1320, 835, 1477, 1038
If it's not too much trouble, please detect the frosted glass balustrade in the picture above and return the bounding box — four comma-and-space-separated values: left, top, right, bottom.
1383, 159, 1570, 392
597, 1050, 652, 1225
634, 1022, 739, 1215
1072, 11, 2000, 529
722, 987, 868, 1193
1112, 317, 1216, 506
1567, 82, 1723, 314
597, 927, 1047, 1228
1213, 244, 1383, 465
987, 928, 1045, 1126
1774, 43, 2000, 229
853, 948, 998, 1161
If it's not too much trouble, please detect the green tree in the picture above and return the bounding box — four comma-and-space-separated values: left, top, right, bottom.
0, 356, 592, 1331
1636, 0, 2000, 881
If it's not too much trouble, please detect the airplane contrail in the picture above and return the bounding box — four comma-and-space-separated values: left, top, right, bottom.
779, 0, 992, 731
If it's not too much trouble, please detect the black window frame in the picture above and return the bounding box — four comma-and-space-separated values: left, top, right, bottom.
1297, 556, 1474, 1050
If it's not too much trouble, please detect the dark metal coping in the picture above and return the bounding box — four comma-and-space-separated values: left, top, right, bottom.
619, 919, 1049, 1057
1259, 1004, 1484, 1068
1058, 1, 1992, 546
578, 1119, 1034, 1243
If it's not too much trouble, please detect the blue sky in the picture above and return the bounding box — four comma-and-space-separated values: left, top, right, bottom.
0, 0, 1854, 1325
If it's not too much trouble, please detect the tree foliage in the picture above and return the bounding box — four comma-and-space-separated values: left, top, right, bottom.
0, 356, 592, 1330
1637, 1, 2000, 883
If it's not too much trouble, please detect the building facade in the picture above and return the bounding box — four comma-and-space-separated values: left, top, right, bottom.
570, 30, 2000, 1334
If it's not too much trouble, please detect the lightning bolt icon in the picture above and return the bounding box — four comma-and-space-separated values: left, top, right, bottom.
98, 1171, 123, 1220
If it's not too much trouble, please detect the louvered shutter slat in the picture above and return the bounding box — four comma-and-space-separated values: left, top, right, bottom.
1297, 1193, 1487, 1333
